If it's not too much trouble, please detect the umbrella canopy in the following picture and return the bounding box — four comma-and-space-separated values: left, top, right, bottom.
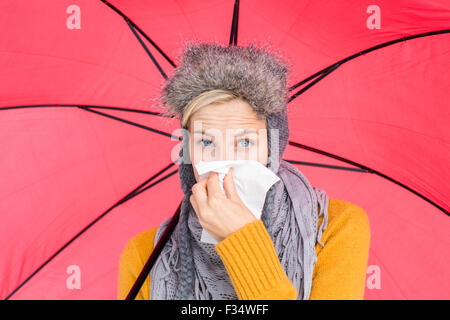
0, 0, 449, 299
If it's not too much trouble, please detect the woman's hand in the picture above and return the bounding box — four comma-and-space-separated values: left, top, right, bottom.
189, 168, 257, 243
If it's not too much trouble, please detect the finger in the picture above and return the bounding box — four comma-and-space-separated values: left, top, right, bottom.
206, 172, 225, 198
197, 174, 208, 187
191, 181, 208, 210
190, 194, 199, 214
223, 168, 239, 200
196, 176, 210, 198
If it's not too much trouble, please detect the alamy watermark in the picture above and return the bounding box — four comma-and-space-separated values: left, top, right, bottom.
66, 264, 81, 290
66, 5, 81, 30
366, 5, 381, 30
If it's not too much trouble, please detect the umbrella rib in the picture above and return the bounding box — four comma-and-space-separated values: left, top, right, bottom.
4, 163, 179, 300
0, 104, 180, 138
288, 140, 449, 216
288, 140, 374, 171
288, 63, 340, 102
284, 159, 367, 172
288, 28, 450, 100
116, 159, 180, 206
119, 169, 180, 205
77, 105, 181, 140
0, 104, 165, 116
126, 20, 168, 81
288, 64, 336, 92
116, 162, 179, 206
229, 0, 240, 46
100, 0, 176, 68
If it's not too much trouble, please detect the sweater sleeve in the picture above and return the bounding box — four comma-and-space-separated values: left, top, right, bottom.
117, 228, 157, 300
214, 219, 298, 300
309, 200, 371, 300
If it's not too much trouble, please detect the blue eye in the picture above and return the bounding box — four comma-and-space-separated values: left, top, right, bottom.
198, 138, 253, 148
200, 139, 214, 147
238, 139, 252, 148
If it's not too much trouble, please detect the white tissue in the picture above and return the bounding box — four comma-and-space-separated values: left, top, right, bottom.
194, 160, 280, 244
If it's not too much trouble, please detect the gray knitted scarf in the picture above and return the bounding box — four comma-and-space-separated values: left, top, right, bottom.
149, 42, 329, 300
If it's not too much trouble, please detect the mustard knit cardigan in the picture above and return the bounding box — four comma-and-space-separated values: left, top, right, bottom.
118, 198, 370, 300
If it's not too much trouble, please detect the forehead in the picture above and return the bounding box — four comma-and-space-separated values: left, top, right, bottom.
189, 100, 266, 130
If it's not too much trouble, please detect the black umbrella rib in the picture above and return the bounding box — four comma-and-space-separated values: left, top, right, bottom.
0, 103, 180, 140
118, 168, 180, 206
126, 20, 168, 81
289, 63, 340, 102
0, 104, 179, 138
288, 28, 450, 100
77, 106, 181, 140
0, 104, 164, 116
229, 0, 240, 46
100, 0, 176, 68
288, 140, 449, 216
5, 162, 179, 300
284, 159, 367, 173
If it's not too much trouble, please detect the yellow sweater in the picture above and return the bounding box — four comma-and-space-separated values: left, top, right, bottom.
117, 198, 371, 300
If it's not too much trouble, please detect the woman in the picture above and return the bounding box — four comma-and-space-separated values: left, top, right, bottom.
118, 42, 371, 300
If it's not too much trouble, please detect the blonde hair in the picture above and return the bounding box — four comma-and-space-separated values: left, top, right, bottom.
180, 89, 256, 129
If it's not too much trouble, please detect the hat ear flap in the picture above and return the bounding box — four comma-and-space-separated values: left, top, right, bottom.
178, 122, 197, 196
266, 108, 289, 174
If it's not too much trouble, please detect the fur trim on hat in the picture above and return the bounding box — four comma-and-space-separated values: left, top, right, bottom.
156, 41, 292, 119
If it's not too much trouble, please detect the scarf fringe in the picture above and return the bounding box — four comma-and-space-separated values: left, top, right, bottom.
315, 188, 329, 247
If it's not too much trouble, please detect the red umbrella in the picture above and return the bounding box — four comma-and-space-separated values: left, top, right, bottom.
1, 0, 449, 299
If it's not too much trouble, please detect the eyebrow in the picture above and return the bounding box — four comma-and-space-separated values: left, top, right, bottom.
193, 128, 258, 136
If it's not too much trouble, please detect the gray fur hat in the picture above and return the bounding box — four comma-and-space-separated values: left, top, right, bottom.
157, 41, 292, 120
